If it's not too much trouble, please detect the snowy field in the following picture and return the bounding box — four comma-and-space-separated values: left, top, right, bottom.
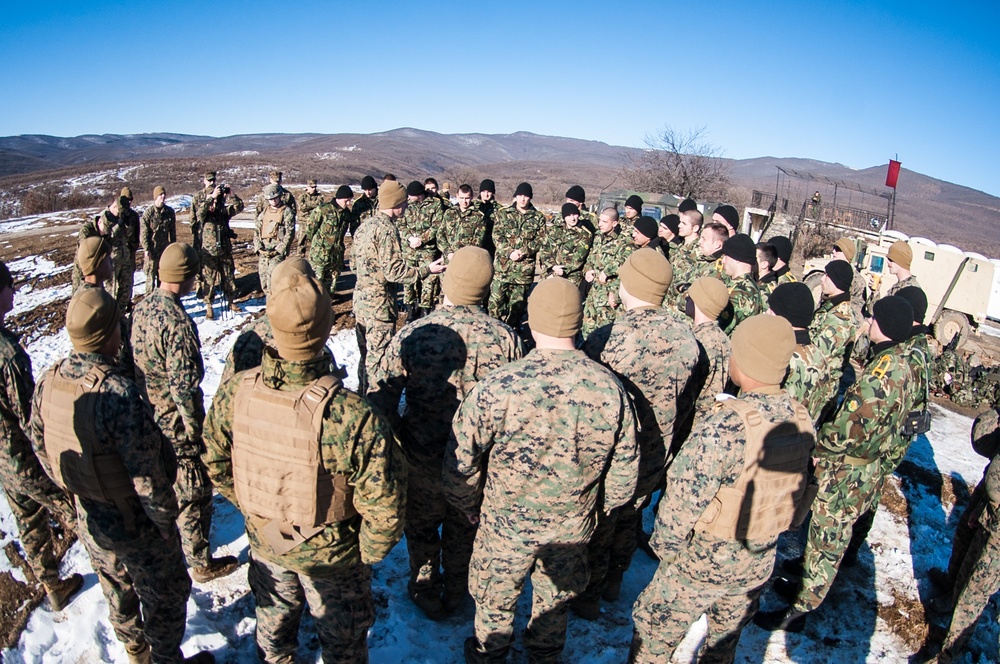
1, 263, 998, 662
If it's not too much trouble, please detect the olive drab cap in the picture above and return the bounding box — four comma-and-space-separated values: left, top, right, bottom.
153, 185, 166, 199
528, 277, 582, 338
378, 181, 407, 209
158, 242, 201, 283
442, 246, 493, 305
689, 276, 730, 320
66, 287, 119, 353
620, 248, 673, 304
267, 273, 333, 361
76, 236, 112, 277
731, 314, 795, 385
834, 237, 856, 262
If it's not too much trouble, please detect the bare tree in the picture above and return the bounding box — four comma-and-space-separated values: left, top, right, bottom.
620, 125, 731, 200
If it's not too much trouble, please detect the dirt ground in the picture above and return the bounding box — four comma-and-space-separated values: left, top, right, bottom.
1, 210, 998, 652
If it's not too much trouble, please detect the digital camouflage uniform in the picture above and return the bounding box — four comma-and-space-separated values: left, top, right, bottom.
438, 204, 488, 259
581, 227, 631, 338
888, 274, 921, 298
488, 204, 546, 328
581, 306, 700, 605
632, 386, 813, 663
444, 349, 639, 663
131, 290, 215, 569
691, 320, 733, 412
254, 185, 297, 219
352, 211, 429, 396
307, 202, 352, 294
398, 197, 443, 313
785, 330, 831, 425
203, 352, 406, 664
72, 214, 132, 310
194, 191, 244, 310
218, 314, 342, 388
936, 408, 1000, 662
539, 223, 593, 287
791, 340, 914, 613
720, 273, 763, 336
0, 325, 76, 589
118, 204, 141, 310
254, 204, 296, 295
370, 305, 524, 613
31, 352, 189, 663
140, 203, 177, 292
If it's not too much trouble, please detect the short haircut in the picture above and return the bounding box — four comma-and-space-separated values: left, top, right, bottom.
600, 207, 620, 221
681, 209, 703, 230
702, 222, 729, 243
458, 184, 474, 195
383, 174, 397, 181
424, 177, 439, 187
756, 243, 778, 271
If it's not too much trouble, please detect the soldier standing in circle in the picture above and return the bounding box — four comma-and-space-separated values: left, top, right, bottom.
77, 237, 137, 379
298, 179, 325, 221
719, 234, 764, 335
352, 180, 445, 396
581, 208, 631, 338
0, 261, 82, 612
769, 282, 829, 425
630, 314, 815, 663
476, 178, 500, 259
488, 182, 546, 329
72, 194, 130, 299
712, 204, 740, 237
621, 194, 643, 230
203, 269, 406, 664
254, 170, 297, 219
438, 184, 488, 261
32, 287, 212, 664
445, 277, 639, 663
351, 175, 380, 234
193, 177, 244, 319
810, 259, 858, 421
767, 236, 796, 286
307, 185, 354, 295
131, 243, 238, 583
118, 186, 141, 311
254, 185, 296, 295
539, 203, 593, 287
140, 185, 177, 293
371, 246, 524, 620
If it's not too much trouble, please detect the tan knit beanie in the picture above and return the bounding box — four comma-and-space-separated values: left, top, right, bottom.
834, 237, 856, 262
120, 186, 133, 201
379, 181, 407, 210
887, 241, 912, 269
76, 236, 112, 277
528, 277, 582, 337
153, 185, 166, 199
271, 256, 316, 294
267, 273, 333, 361
688, 277, 730, 320
158, 243, 200, 283
66, 287, 119, 353
731, 314, 795, 385
442, 247, 493, 305
620, 248, 673, 304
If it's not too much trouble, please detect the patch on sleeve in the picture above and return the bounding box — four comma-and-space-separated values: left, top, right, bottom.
845, 398, 860, 413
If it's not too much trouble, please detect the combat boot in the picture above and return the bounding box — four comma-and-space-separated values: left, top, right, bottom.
191, 555, 239, 583
45, 573, 84, 611
464, 636, 508, 664
569, 594, 601, 621
183, 653, 215, 664
753, 606, 808, 632
125, 641, 151, 664
601, 568, 623, 602
408, 580, 445, 620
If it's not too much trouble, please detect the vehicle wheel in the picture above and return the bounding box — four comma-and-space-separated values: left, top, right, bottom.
802, 271, 825, 310
934, 310, 969, 349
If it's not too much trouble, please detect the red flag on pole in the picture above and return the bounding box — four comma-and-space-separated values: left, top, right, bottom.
886, 160, 901, 188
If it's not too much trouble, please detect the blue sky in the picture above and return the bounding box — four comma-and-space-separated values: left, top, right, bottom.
2, 0, 998, 196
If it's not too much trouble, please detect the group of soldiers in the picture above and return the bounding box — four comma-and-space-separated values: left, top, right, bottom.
0, 170, 997, 664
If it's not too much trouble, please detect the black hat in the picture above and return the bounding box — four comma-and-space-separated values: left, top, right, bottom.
514, 182, 533, 198
479, 179, 496, 194
714, 204, 740, 231
0, 261, 12, 292
625, 195, 644, 212
661, 213, 681, 235
768, 236, 793, 263
634, 216, 658, 240
824, 259, 853, 293
361, 175, 377, 190
561, 203, 580, 218
873, 296, 915, 343
895, 286, 928, 324
722, 233, 756, 265
565, 185, 586, 203
407, 180, 426, 197
335, 185, 353, 200
678, 198, 698, 213
768, 282, 816, 329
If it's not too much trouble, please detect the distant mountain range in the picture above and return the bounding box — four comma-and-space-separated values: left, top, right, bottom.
2, 128, 998, 255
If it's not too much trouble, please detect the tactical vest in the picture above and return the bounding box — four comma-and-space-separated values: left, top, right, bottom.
260, 207, 284, 242
39, 361, 136, 503
232, 370, 357, 552
694, 398, 817, 541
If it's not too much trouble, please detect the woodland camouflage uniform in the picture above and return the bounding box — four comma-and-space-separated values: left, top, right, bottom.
791, 340, 914, 614
297, 189, 325, 225
351, 194, 378, 234
203, 351, 406, 664
444, 348, 639, 663
720, 273, 763, 336
580, 306, 699, 607
785, 329, 831, 425
254, 203, 295, 294
370, 304, 524, 615
810, 293, 857, 416
539, 223, 593, 287
438, 205, 488, 258
131, 290, 215, 570
631, 386, 813, 663
193, 191, 244, 310
32, 351, 190, 663
398, 197, 443, 313
488, 204, 546, 328
307, 201, 352, 294
581, 227, 630, 338
352, 211, 429, 396
140, 203, 177, 291
0, 325, 77, 592
296, 190, 326, 258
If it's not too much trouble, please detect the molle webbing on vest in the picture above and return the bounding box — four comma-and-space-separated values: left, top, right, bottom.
261, 207, 283, 241
694, 399, 816, 541
232, 371, 357, 536
40, 362, 136, 503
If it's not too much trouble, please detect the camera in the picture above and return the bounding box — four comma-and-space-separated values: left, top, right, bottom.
218, 184, 231, 196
